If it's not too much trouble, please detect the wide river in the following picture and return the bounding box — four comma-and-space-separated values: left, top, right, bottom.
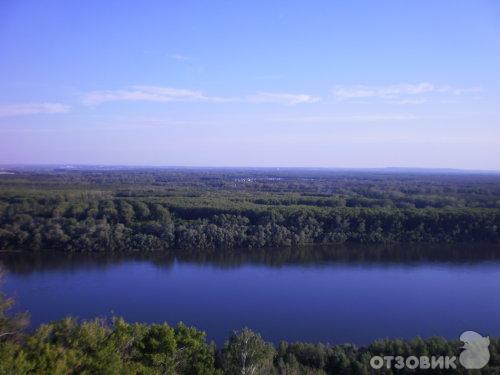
1, 244, 499, 345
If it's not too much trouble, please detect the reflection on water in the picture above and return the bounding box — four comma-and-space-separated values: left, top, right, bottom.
1, 244, 500, 345
2, 243, 500, 274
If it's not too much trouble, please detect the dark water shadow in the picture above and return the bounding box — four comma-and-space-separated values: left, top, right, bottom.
1, 243, 500, 275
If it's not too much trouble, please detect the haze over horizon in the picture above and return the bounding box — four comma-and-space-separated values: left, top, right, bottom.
1, 0, 499, 169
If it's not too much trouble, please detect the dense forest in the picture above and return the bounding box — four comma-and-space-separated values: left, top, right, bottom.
1, 286, 499, 374
1, 167, 500, 251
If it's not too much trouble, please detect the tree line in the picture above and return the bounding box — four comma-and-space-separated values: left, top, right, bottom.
1, 200, 499, 251
1, 169, 500, 251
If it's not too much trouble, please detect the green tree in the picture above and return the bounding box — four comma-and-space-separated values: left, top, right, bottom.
0, 270, 28, 342
222, 328, 275, 375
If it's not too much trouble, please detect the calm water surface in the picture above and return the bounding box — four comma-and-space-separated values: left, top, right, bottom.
1, 245, 500, 345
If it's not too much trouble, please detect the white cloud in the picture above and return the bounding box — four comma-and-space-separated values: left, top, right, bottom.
170, 53, 191, 61
0, 103, 70, 117
83, 86, 319, 106
248, 92, 320, 105
389, 98, 427, 105
332, 82, 481, 100
83, 86, 233, 106
272, 114, 420, 123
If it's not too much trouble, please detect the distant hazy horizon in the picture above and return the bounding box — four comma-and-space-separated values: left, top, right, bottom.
1, 1, 499, 169
2, 163, 500, 174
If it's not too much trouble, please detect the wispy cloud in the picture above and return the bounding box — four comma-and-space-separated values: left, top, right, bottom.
170, 53, 191, 62
389, 98, 427, 105
0, 103, 70, 117
83, 86, 319, 106
272, 114, 421, 123
248, 92, 320, 105
332, 82, 481, 101
83, 86, 233, 106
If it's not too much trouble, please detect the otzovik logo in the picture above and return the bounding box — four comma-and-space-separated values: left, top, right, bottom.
459, 331, 490, 369
370, 331, 490, 370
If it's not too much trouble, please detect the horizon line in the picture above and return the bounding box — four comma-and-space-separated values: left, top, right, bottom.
1, 163, 500, 174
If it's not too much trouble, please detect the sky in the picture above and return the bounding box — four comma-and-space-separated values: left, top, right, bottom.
1, 0, 499, 169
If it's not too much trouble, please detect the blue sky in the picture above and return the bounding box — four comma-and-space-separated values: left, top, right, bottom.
1, 0, 499, 168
